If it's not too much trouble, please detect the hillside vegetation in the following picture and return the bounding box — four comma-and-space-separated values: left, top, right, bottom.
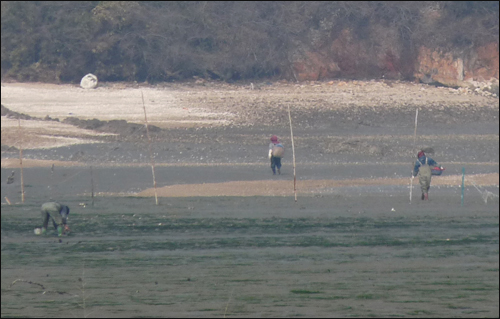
1, 1, 498, 83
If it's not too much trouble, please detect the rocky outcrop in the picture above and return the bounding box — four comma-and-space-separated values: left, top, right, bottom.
292, 52, 340, 82
292, 28, 401, 81
415, 42, 499, 88
292, 28, 409, 82
292, 39, 498, 95
472, 43, 499, 81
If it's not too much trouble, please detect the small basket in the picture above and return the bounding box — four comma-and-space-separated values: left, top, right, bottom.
272, 145, 285, 158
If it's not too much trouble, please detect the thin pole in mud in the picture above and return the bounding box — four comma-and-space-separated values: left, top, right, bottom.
410, 109, 418, 204
50, 164, 54, 200
18, 117, 25, 203
141, 91, 159, 205
288, 105, 297, 202
461, 167, 465, 206
90, 166, 94, 207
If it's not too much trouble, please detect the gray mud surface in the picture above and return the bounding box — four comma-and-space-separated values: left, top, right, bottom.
1, 81, 499, 317
1, 194, 499, 318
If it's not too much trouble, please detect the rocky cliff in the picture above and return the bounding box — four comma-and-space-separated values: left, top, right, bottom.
293, 32, 498, 96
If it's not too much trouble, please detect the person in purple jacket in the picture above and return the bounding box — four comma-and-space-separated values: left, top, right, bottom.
268, 135, 284, 175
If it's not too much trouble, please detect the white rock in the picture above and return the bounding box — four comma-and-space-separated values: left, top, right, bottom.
80, 73, 98, 89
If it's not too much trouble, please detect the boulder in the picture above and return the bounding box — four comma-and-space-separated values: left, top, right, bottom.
80, 73, 98, 89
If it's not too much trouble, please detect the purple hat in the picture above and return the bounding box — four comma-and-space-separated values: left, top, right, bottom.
270, 135, 279, 144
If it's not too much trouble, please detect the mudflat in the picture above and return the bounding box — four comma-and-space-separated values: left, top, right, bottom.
1, 80, 498, 317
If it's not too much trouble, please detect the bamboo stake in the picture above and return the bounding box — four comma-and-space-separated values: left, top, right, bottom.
50, 164, 54, 200
18, 118, 25, 203
287, 105, 297, 202
461, 167, 465, 206
90, 166, 94, 207
223, 287, 235, 318
410, 109, 418, 204
141, 91, 159, 205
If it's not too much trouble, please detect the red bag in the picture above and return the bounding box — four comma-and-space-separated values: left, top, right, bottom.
431, 166, 445, 176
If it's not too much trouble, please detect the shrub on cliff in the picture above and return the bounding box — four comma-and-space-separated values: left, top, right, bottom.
1, 1, 498, 83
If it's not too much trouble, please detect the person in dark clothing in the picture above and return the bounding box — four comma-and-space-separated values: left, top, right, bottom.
268, 135, 284, 175
7, 171, 15, 184
40, 202, 70, 236
413, 150, 439, 200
